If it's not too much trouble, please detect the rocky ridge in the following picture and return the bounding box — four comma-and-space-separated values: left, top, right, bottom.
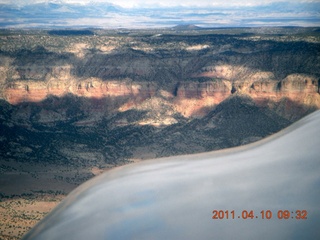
0, 28, 319, 165
0, 30, 319, 239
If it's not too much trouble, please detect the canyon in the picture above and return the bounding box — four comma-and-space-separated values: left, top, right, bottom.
0, 27, 319, 239
1, 27, 320, 170
1, 27, 319, 168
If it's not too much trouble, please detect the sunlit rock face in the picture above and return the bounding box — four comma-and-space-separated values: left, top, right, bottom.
1, 30, 320, 121
1, 30, 320, 171
23, 111, 320, 240
4, 79, 157, 105
2, 74, 319, 119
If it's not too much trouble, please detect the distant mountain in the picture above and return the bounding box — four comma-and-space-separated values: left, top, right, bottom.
172, 24, 202, 30
0, 1, 319, 28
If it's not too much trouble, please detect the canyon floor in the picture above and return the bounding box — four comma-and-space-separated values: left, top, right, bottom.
0, 27, 320, 239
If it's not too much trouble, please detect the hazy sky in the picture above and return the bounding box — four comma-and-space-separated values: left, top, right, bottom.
0, 0, 317, 8
1, 0, 318, 28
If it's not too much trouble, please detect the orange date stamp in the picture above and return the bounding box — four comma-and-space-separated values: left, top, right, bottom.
212, 210, 308, 220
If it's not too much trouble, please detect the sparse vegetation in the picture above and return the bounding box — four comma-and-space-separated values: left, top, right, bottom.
0, 193, 65, 239
0, 27, 319, 239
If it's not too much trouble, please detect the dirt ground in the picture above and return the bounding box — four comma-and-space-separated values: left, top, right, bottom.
0, 158, 127, 239
0, 194, 64, 239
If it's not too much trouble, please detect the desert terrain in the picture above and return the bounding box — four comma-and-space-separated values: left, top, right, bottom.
23, 110, 320, 240
0, 26, 320, 239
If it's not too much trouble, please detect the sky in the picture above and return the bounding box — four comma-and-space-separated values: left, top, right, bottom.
0, 0, 317, 8
0, 0, 319, 28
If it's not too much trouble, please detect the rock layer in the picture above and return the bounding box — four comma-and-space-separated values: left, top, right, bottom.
2, 73, 319, 120
1, 29, 320, 122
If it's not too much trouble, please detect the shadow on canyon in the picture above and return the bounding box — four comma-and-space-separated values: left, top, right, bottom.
1, 93, 317, 167
2, 35, 319, 84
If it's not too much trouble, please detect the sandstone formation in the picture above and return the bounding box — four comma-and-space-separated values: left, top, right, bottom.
1, 29, 319, 122
0, 28, 319, 165
1, 31, 319, 240
2, 72, 319, 120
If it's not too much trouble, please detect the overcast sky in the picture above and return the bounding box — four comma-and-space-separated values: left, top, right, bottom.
1, 0, 319, 28
0, 0, 317, 8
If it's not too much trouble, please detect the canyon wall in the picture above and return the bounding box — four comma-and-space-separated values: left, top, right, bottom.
2, 70, 318, 120
0, 30, 319, 123
1, 28, 320, 166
